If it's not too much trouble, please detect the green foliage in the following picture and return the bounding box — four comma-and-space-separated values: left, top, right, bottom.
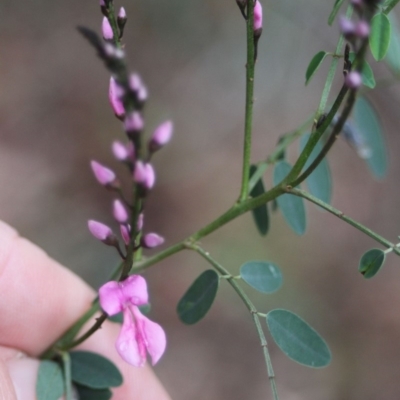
266, 309, 331, 368
359, 248, 386, 278
75, 384, 113, 400
177, 270, 219, 324
273, 161, 307, 235
385, 13, 400, 73
240, 261, 283, 293
70, 351, 123, 389
328, 0, 345, 26
300, 134, 332, 204
370, 13, 391, 60
305, 51, 328, 85
36, 360, 65, 400
349, 53, 376, 89
249, 165, 269, 236
353, 96, 388, 178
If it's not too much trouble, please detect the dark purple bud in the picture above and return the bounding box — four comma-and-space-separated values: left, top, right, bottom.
339, 16, 356, 38
142, 233, 165, 249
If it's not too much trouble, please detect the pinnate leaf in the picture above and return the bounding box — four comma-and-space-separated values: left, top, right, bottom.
353, 96, 388, 178
273, 161, 307, 235
305, 51, 327, 85
70, 351, 123, 389
36, 360, 65, 400
240, 261, 283, 293
370, 13, 391, 60
359, 248, 385, 278
249, 165, 269, 236
300, 134, 332, 204
266, 309, 331, 368
177, 270, 219, 325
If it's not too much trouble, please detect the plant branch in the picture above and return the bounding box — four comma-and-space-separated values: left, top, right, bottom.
287, 188, 400, 256
188, 244, 279, 400
239, 0, 257, 202
384, 0, 400, 14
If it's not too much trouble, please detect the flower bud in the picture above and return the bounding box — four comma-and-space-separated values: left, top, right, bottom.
100, 0, 108, 16
129, 73, 148, 103
124, 112, 144, 135
339, 16, 356, 38
91, 160, 117, 186
141, 233, 165, 249
253, 1, 263, 32
345, 71, 362, 89
133, 161, 156, 190
120, 224, 131, 245
149, 121, 173, 153
104, 43, 125, 59
137, 213, 144, 231
88, 220, 113, 241
355, 20, 370, 38
109, 77, 125, 119
102, 17, 114, 40
112, 141, 130, 161
113, 199, 129, 223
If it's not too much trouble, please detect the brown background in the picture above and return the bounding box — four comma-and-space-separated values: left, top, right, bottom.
1, 0, 400, 399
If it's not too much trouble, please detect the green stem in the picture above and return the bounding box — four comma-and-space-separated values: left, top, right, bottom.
316, 5, 352, 120
239, 0, 256, 202
61, 352, 72, 400
384, 0, 400, 14
287, 188, 400, 255
189, 244, 279, 400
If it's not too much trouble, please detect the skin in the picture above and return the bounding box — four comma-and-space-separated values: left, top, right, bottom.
0, 221, 171, 400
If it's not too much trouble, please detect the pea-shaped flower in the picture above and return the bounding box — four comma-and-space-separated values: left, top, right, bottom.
99, 275, 166, 367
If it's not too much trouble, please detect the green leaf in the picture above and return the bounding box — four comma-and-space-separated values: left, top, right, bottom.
266, 309, 331, 368
358, 248, 386, 278
300, 134, 332, 204
249, 165, 269, 236
177, 270, 219, 325
353, 96, 388, 178
273, 161, 307, 235
75, 384, 112, 400
328, 0, 345, 25
240, 261, 283, 293
385, 13, 400, 73
108, 313, 123, 324
305, 51, 328, 85
36, 360, 65, 400
370, 13, 391, 60
348, 52, 376, 88
70, 351, 123, 389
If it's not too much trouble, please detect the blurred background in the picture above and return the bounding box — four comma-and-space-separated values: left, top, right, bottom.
1, 0, 400, 398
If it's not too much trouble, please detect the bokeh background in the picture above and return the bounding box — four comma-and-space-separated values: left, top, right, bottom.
2, 0, 400, 398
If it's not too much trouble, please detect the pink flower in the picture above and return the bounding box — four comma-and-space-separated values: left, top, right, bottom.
99, 275, 166, 367
142, 233, 164, 248
113, 199, 129, 223
254, 1, 263, 32
109, 77, 125, 119
133, 161, 156, 190
345, 71, 362, 89
91, 160, 116, 186
149, 121, 173, 153
88, 220, 113, 241
102, 17, 114, 40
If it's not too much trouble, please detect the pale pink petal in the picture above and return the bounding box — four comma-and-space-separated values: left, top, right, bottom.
120, 275, 149, 305
133, 307, 167, 366
99, 281, 124, 316
116, 308, 146, 367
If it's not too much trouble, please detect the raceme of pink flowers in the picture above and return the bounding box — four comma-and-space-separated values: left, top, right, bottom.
99, 275, 167, 367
